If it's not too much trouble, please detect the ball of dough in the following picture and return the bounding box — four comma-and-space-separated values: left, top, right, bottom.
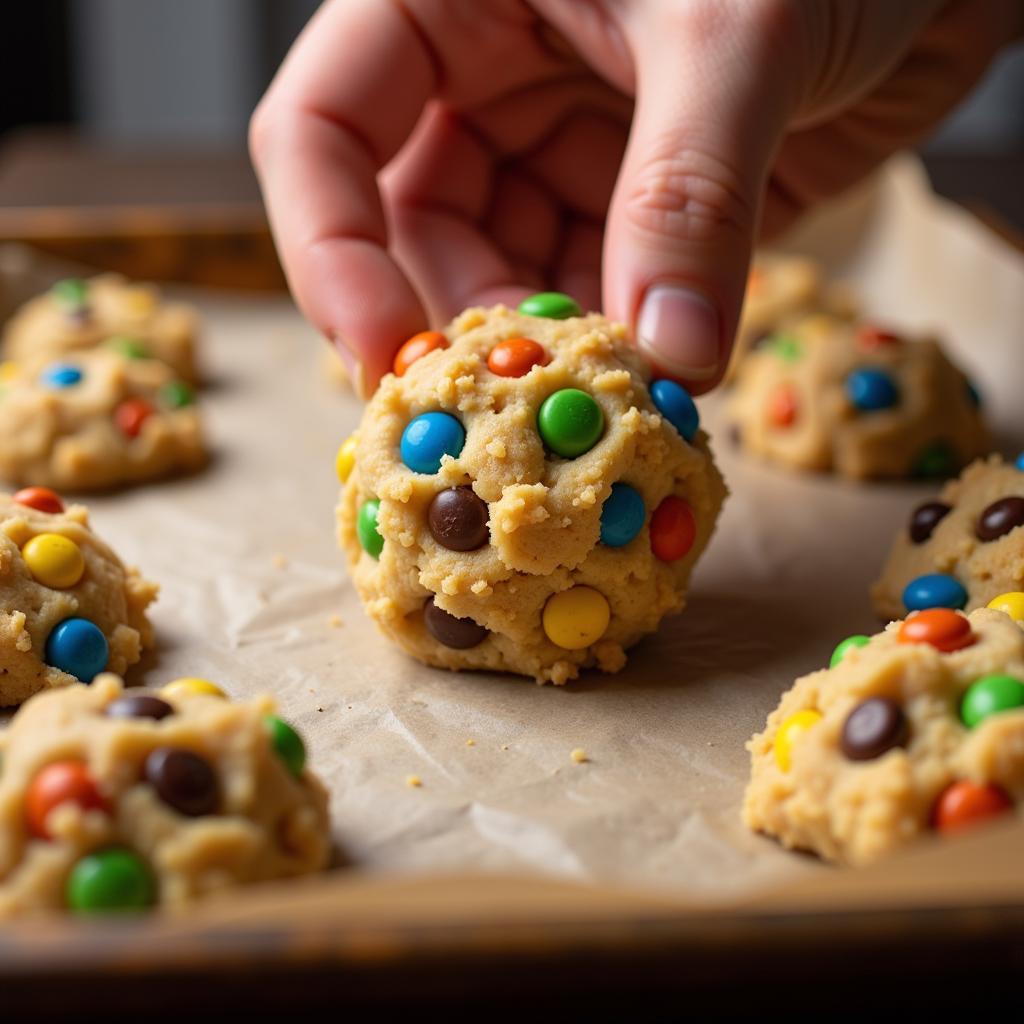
744, 607, 1023, 866
3, 274, 199, 382
727, 313, 989, 479
872, 455, 1024, 620
0, 491, 157, 705
0, 674, 330, 917
336, 300, 726, 685
0, 348, 205, 490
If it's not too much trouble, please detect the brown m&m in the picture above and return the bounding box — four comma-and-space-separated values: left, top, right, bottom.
840, 698, 909, 761
144, 747, 219, 817
105, 694, 173, 721
975, 496, 1024, 542
909, 501, 951, 544
423, 598, 488, 649
427, 487, 489, 551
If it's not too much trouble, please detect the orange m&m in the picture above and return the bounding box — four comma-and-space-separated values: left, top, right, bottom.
767, 383, 798, 428
932, 780, 1012, 834
487, 337, 549, 378
650, 496, 696, 562
12, 487, 64, 515
857, 325, 901, 351
114, 398, 155, 439
26, 760, 110, 840
897, 608, 975, 652
393, 331, 448, 377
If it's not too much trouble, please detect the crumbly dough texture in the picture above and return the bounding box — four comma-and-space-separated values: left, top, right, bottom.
0, 495, 156, 706
873, 456, 1024, 620
337, 305, 726, 684
727, 313, 989, 480
744, 608, 1023, 866
3, 274, 198, 382
0, 675, 330, 916
0, 348, 206, 490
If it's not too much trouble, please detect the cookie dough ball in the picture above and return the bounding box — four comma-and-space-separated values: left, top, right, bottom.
744, 607, 1023, 866
336, 297, 727, 685
3, 275, 199, 383
0, 489, 156, 706
0, 348, 205, 490
727, 314, 989, 480
872, 456, 1024, 621
0, 674, 330, 917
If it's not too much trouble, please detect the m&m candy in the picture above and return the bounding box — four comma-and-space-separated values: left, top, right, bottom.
856, 325, 900, 350
987, 592, 1024, 622
161, 677, 227, 700
600, 483, 645, 547
912, 440, 955, 479
114, 398, 154, 439
767, 383, 798, 428
518, 292, 581, 319
66, 849, 154, 914
897, 608, 974, 652
960, 674, 1024, 728
908, 501, 951, 544
45, 618, 109, 681
51, 278, 88, 307
145, 747, 219, 817
840, 698, 908, 761
41, 363, 83, 389
650, 496, 696, 562
427, 487, 489, 552
487, 337, 548, 377
537, 389, 603, 458
393, 331, 448, 377
357, 499, 384, 559
424, 597, 488, 649
773, 709, 821, 772
26, 761, 110, 839
400, 412, 465, 474
12, 487, 64, 515
932, 781, 1011, 834
902, 572, 967, 613
161, 380, 194, 409
975, 497, 1024, 542
650, 379, 699, 442
771, 335, 802, 362
830, 634, 870, 668
21, 533, 85, 589
542, 586, 610, 649
845, 368, 899, 411
335, 433, 358, 483
106, 336, 148, 359
265, 715, 307, 777
1016, 452, 1024, 471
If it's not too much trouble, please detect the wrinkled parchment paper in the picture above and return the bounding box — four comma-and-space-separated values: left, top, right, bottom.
4, 157, 1022, 904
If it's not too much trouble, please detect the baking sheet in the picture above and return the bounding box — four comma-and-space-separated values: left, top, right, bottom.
3, 156, 1023, 906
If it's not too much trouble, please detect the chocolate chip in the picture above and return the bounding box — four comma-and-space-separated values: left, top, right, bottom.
909, 502, 952, 544
106, 694, 173, 721
423, 598, 488, 649
976, 496, 1024, 542
840, 698, 909, 761
144, 747, 218, 816
427, 487, 489, 552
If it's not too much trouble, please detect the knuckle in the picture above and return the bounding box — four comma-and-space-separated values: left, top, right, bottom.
247, 99, 276, 166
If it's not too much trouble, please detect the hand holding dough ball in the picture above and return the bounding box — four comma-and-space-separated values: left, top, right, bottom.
336, 297, 726, 684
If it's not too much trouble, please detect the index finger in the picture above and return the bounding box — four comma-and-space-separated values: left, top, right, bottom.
250, 0, 436, 393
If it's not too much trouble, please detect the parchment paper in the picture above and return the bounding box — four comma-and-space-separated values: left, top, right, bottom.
4, 157, 1023, 904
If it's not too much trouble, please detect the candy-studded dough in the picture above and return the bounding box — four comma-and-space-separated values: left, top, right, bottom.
0, 675, 330, 916
0, 492, 156, 706
727, 313, 989, 480
744, 607, 1023, 866
872, 456, 1024, 620
336, 300, 726, 684
0, 348, 205, 491
3, 275, 199, 383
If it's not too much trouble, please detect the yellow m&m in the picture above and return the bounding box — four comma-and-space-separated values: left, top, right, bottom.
161, 677, 227, 700
335, 433, 358, 483
988, 592, 1024, 623
21, 533, 85, 589
542, 586, 610, 650
773, 709, 822, 772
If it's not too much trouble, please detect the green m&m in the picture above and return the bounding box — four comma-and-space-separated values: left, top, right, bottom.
830, 634, 870, 668
960, 674, 1024, 728
106, 336, 149, 359
161, 380, 194, 409
517, 292, 581, 320
66, 848, 155, 914
52, 278, 89, 308
772, 335, 803, 362
537, 388, 603, 458
357, 498, 384, 559
265, 715, 306, 777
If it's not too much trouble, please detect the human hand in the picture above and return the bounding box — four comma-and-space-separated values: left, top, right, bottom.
251, 0, 1020, 397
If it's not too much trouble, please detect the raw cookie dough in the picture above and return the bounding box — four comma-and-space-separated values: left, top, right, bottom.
0, 347, 205, 490
336, 295, 726, 685
727, 313, 989, 480
0, 489, 156, 706
0, 674, 330, 917
872, 455, 1024, 620
3, 275, 199, 383
744, 606, 1023, 866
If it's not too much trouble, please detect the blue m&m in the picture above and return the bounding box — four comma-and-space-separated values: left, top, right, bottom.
1016, 452, 1024, 471
45, 618, 108, 681
400, 412, 465, 474
600, 483, 645, 547
650, 380, 699, 442
845, 368, 898, 412
902, 573, 968, 613
41, 363, 83, 389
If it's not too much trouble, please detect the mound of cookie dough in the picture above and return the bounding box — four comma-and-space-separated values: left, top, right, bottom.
0, 674, 330, 917
0, 487, 156, 706
872, 455, 1024, 620
336, 293, 726, 684
744, 606, 1024, 866
3, 275, 198, 382
0, 347, 205, 490
727, 313, 989, 480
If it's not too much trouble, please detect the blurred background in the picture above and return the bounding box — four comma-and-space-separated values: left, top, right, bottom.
1, 0, 1022, 288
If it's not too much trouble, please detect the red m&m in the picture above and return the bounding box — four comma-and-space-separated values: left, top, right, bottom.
13, 487, 64, 515
932, 780, 1011, 834
650, 496, 696, 562
767, 384, 798, 428
114, 398, 154, 439
26, 760, 110, 839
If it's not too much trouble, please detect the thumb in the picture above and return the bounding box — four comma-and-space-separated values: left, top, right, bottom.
605, 5, 794, 392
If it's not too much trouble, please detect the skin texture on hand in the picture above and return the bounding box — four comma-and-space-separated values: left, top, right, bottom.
250, 0, 1021, 398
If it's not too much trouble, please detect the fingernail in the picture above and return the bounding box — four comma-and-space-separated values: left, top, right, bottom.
329, 333, 368, 399
636, 284, 720, 381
